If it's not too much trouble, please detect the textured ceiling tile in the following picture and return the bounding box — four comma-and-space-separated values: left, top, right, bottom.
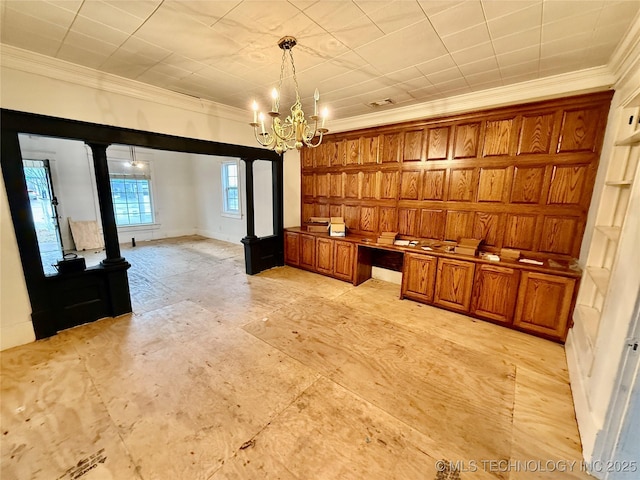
71, 16, 131, 47
5, 0, 76, 27
303, 0, 368, 30
500, 59, 540, 77
425, 66, 464, 85
100, 56, 156, 78
542, 0, 603, 23
541, 32, 593, 58
458, 56, 499, 76
428, 0, 486, 37
0, 28, 62, 57
542, 10, 601, 42
102, 0, 163, 20
481, 0, 541, 21
598, 1, 640, 25
416, 0, 465, 16
57, 43, 113, 69
415, 54, 458, 76
384, 66, 428, 84
355, 19, 447, 73
77, 1, 144, 34
502, 70, 540, 84
450, 41, 494, 65
117, 37, 172, 63
1, 7, 68, 45
330, 14, 384, 50
441, 23, 492, 53
46, 0, 83, 12
356, 0, 427, 34
497, 45, 540, 67
464, 68, 501, 86
63, 31, 121, 57
162, 0, 241, 27
487, 3, 543, 39
491, 27, 541, 55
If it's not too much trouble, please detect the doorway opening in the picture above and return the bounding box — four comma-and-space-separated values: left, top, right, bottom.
22, 159, 63, 275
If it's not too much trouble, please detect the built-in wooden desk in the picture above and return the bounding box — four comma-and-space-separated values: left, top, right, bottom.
284, 227, 581, 343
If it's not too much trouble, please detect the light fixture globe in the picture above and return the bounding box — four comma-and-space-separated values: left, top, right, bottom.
250, 36, 328, 153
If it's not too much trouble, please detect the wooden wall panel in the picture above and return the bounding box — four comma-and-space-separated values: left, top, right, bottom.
477, 168, 506, 202
361, 135, 379, 164
540, 216, 578, 255
317, 203, 330, 217
483, 119, 513, 156
330, 204, 343, 218
381, 172, 398, 199
316, 173, 329, 198
300, 92, 612, 259
329, 173, 343, 198
403, 129, 424, 161
302, 175, 314, 197
398, 208, 419, 236
379, 207, 397, 232
518, 113, 554, 155
445, 211, 474, 241
558, 107, 600, 153
344, 205, 359, 230
427, 127, 449, 160
302, 203, 314, 222
381, 132, 402, 163
359, 206, 378, 232
422, 169, 446, 200
473, 212, 501, 246
419, 209, 446, 239
510, 166, 545, 203
503, 214, 537, 250
345, 173, 359, 198
448, 169, 475, 201
345, 138, 360, 165
400, 171, 421, 200
453, 122, 480, 158
361, 171, 378, 199
547, 165, 587, 205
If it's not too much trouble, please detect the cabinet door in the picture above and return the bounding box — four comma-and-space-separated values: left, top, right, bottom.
299, 234, 316, 270
333, 240, 354, 282
514, 272, 576, 341
401, 253, 437, 303
316, 237, 334, 275
284, 231, 300, 266
471, 264, 520, 324
434, 258, 475, 312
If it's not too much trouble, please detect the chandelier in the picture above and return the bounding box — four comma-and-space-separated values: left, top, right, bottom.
250, 36, 328, 154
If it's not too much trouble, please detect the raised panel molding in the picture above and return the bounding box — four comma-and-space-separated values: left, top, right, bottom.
547, 165, 587, 205
448, 168, 475, 201
427, 127, 449, 160
483, 119, 513, 156
511, 166, 545, 203
453, 122, 481, 158
518, 113, 554, 154
477, 168, 506, 202
403, 129, 424, 161
557, 107, 601, 153
299, 91, 612, 260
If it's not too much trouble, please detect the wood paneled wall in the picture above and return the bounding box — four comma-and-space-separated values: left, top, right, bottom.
300, 92, 613, 260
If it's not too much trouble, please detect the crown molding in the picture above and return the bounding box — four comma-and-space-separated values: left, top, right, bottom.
608, 14, 640, 106
0, 44, 248, 124
328, 66, 615, 133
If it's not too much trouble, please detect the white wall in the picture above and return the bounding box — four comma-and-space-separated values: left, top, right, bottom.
283, 149, 301, 229
254, 160, 274, 237
0, 173, 35, 350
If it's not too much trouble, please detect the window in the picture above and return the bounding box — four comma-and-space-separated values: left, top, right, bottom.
110, 176, 153, 226
222, 161, 241, 217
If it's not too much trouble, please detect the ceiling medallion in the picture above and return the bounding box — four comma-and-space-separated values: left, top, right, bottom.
250, 36, 328, 154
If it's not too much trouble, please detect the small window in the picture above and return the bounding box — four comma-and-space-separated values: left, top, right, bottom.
222, 161, 241, 217
110, 176, 154, 226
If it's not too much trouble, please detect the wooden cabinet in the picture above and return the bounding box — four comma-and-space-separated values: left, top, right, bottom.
434, 258, 475, 312
299, 234, 316, 270
284, 231, 300, 266
401, 253, 437, 303
514, 272, 576, 340
316, 237, 334, 275
471, 264, 520, 324
333, 240, 354, 282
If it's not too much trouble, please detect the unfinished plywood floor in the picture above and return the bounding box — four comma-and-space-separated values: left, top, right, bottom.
1, 236, 591, 480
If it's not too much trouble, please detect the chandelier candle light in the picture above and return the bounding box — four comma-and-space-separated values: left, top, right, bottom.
250, 36, 328, 154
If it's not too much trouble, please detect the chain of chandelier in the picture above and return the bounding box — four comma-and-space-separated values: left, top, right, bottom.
250, 36, 328, 154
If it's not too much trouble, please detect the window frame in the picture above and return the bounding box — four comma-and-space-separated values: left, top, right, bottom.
109, 173, 155, 227
221, 160, 242, 218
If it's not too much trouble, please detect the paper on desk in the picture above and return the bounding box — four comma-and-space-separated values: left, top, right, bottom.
394, 240, 411, 246
519, 258, 544, 265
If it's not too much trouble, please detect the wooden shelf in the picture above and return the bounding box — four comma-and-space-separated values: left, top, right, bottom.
616, 129, 640, 146
595, 225, 621, 241
605, 180, 632, 187
574, 304, 600, 346
586, 267, 611, 295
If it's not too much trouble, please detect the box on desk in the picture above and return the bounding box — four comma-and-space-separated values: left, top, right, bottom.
377, 231, 397, 245
306, 216, 330, 233
329, 217, 346, 237
455, 238, 481, 256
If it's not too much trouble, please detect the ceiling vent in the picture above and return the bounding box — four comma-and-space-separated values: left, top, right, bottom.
367, 98, 395, 108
